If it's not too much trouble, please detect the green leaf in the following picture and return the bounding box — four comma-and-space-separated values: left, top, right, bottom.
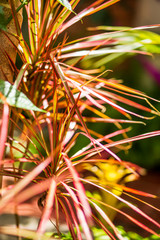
0, 6, 7, 30
0, 80, 45, 112
57, 0, 72, 11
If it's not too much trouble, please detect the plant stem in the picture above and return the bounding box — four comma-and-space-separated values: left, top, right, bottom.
0, 104, 10, 197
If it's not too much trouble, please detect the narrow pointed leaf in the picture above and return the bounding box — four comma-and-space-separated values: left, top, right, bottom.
38, 178, 57, 233
61, 182, 93, 240
91, 201, 123, 240
63, 154, 93, 224
0, 157, 51, 212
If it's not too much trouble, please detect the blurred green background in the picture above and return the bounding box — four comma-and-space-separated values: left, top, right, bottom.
72, 0, 160, 169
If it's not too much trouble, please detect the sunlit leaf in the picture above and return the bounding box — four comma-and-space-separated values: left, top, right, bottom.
0, 80, 45, 112
57, 0, 73, 11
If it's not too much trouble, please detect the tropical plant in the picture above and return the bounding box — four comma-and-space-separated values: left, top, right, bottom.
0, 0, 160, 239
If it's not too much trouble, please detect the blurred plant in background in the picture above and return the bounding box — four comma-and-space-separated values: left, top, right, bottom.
52, 226, 160, 240
0, 0, 160, 239
81, 160, 142, 222
81, 0, 160, 169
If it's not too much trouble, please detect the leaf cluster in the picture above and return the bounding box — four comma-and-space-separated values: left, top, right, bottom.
0, 0, 160, 240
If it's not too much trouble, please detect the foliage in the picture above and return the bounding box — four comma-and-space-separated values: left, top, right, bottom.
78, 25, 160, 69
32, 226, 160, 240
0, 79, 45, 111
91, 226, 160, 240
0, 0, 160, 240
92, 226, 160, 240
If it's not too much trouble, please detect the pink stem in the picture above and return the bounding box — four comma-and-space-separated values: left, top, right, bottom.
0, 104, 10, 162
